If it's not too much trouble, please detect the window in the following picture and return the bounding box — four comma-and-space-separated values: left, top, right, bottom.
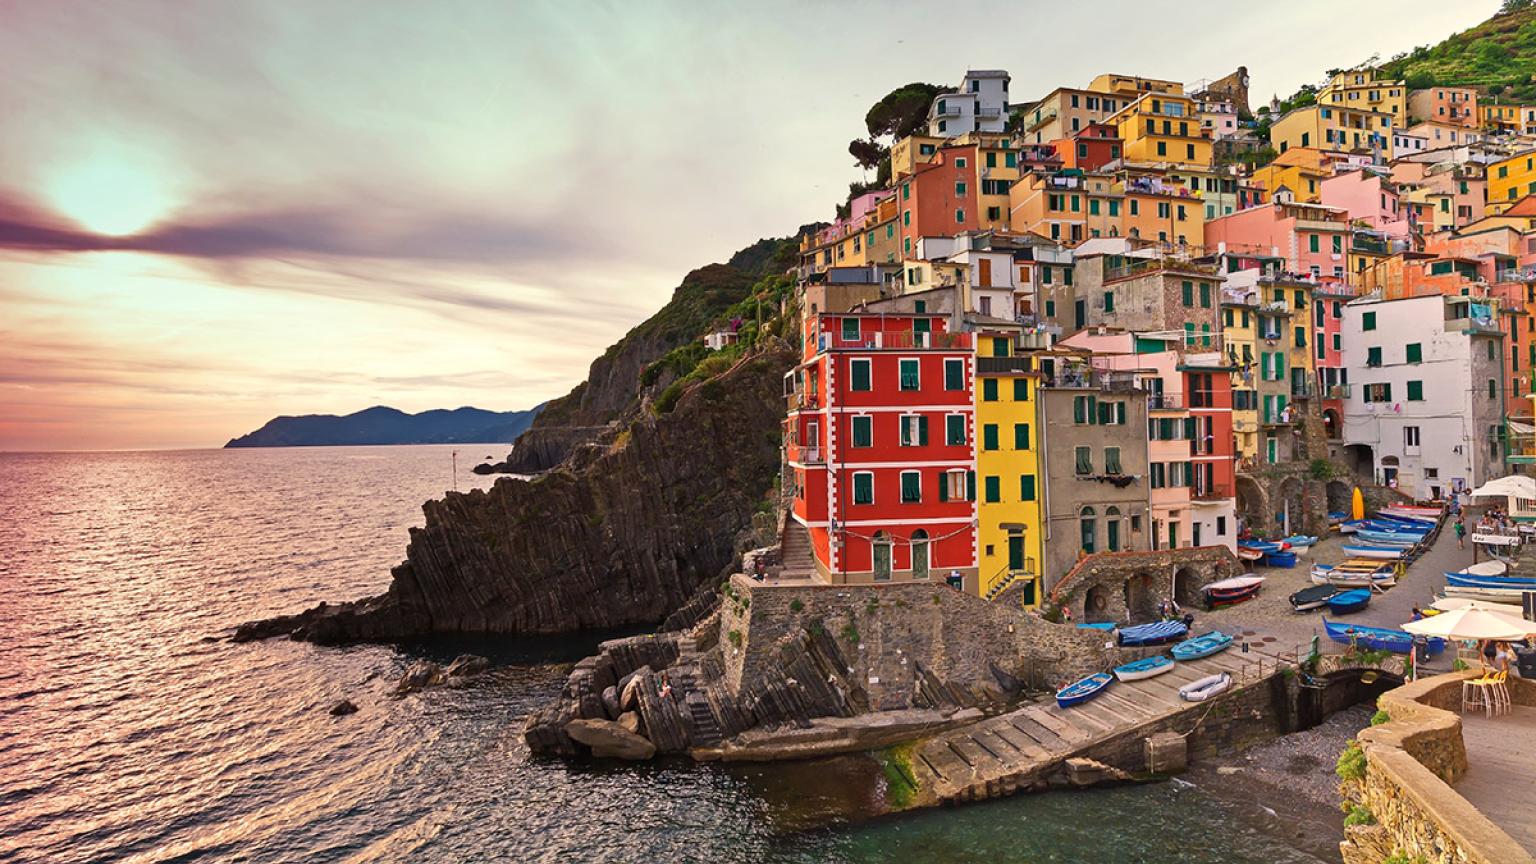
1013, 378, 1029, 400
1199, 283, 1211, 308
983, 378, 998, 401
1332, 235, 1342, 254
940, 469, 968, 502
1362, 311, 1376, 331
1014, 423, 1031, 449
1490, 379, 1498, 400
900, 471, 921, 503
1405, 426, 1421, 448
1181, 281, 1194, 307
1074, 446, 1093, 475
944, 358, 964, 391
983, 424, 999, 451
1080, 507, 1096, 553
955, 209, 966, 224
945, 414, 966, 446
1363, 383, 1392, 402
1308, 234, 1319, 253
1104, 446, 1122, 475
1149, 463, 1165, 488
851, 415, 873, 447
853, 472, 874, 505
898, 414, 928, 446
984, 475, 1001, 503
850, 358, 871, 391
1020, 475, 1036, 501
1405, 343, 1422, 363
841, 318, 860, 341
1407, 380, 1423, 401
899, 358, 919, 391
1216, 516, 1227, 536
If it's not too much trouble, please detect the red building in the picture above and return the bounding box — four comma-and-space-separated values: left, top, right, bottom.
896, 144, 980, 259
785, 311, 977, 583
1313, 284, 1354, 439
1183, 361, 1237, 510
1053, 123, 1122, 173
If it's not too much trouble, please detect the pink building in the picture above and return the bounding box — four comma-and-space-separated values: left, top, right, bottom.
1319, 170, 1411, 239
1409, 87, 1479, 129
1204, 199, 1352, 283
1312, 284, 1355, 440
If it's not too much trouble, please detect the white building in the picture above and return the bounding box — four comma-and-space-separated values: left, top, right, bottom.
1404, 121, 1482, 149
1339, 294, 1507, 500
927, 70, 1010, 137
1391, 130, 1428, 156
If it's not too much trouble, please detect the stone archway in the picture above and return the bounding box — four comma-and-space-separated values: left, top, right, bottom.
1173, 566, 1202, 608
1083, 585, 1112, 623
1276, 476, 1304, 536
1343, 444, 1374, 483
1322, 407, 1341, 440
1326, 480, 1353, 515
1235, 473, 1268, 536
1123, 571, 1157, 622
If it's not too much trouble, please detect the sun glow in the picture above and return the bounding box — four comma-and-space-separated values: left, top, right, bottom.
46, 148, 179, 237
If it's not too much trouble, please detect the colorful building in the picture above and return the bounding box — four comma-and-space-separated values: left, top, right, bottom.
973, 329, 1045, 603
1489, 149, 1536, 205
1408, 87, 1479, 129
1109, 92, 1213, 168
1270, 105, 1394, 159
1318, 68, 1407, 124
1204, 198, 1351, 282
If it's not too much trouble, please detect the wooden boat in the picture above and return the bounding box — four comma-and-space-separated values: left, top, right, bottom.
1282, 535, 1318, 548
1446, 561, 1509, 578
1289, 584, 1341, 611
1236, 545, 1265, 562
1310, 569, 1396, 588
1171, 630, 1234, 661
1326, 588, 1372, 614
1114, 655, 1175, 682
1445, 573, 1536, 589
1179, 672, 1232, 702
1342, 544, 1408, 560
1354, 529, 1421, 547
1263, 550, 1298, 568
1204, 575, 1264, 608
1056, 672, 1113, 708
1323, 619, 1445, 655
1117, 620, 1189, 647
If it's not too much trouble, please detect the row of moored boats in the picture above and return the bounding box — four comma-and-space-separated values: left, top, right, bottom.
1058, 623, 1237, 708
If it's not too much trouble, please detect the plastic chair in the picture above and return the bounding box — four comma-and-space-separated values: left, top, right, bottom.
1490, 670, 1511, 717
1463, 673, 1488, 715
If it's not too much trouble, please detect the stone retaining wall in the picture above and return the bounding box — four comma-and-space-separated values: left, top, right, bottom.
1047, 546, 1244, 623
1340, 671, 1536, 864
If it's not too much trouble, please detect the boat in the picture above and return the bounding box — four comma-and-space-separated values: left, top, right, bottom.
1113, 655, 1175, 682
1289, 584, 1341, 611
1203, 575, 1264, 608
1056, 672, 1113, 708
1442, 586, 1525, 604
1339, 519, 1366, 534
1445, 573, 1536, 589
1117, 620, 1189, 647
1171, 630, 1234, 661
1179, 672, 1232, 702
1326, 588, 1372, 614
1282, 535, 1318, 548
1365, 517, 1431, 533
1075, 622, 1118, 632
1263, 550, 1298, 568
1236, 545, 1264, 562
1238, 540, 1285, 554
1354, 529, 1421, 547
1446, 561, 1509, 578
1379, 506, 1440, 524
1310, 562, 1395, 587
1323, 619, 1445, 655
1341, 544, 1408, 560
1327, 511, 1347, 524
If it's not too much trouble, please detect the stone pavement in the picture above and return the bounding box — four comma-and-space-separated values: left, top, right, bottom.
1458, 704, 1536, 855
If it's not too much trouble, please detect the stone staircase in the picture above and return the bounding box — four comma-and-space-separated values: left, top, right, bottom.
779, 522, 815, 578
670, 636, 724, 748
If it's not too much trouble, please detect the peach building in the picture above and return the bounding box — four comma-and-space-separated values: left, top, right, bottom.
1204, 198, 1351, 282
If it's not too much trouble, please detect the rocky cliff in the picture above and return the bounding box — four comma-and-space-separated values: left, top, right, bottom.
236, 344, 795, 642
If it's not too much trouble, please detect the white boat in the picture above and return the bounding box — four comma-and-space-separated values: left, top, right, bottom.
1441, 585, 1526, 604
1380, 506, 1440, 522
1311, 570, 1395, 589
1341, 544, 1408, 560
1449, 561, 1510, 578
1203, 575, 1265, 593
1179, 672, 1232, 702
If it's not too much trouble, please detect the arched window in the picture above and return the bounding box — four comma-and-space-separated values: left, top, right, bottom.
1105, 506, 1122, 552
1079, 506, 1097, 554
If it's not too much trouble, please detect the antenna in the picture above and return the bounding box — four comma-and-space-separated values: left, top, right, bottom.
452, 449, 458, 492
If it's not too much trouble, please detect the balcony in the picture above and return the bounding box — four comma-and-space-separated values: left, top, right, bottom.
977, 356, 1034, 374
1291, 380, 1317, 399
1104, 256, 1218, 282
787, 391, 810, 412
787, 444, 824, 465
1147, 393, 1184, 410
1026, 108, 1059, 131
975, 102, 1003, 119
1325, 384, 1351, 399
1193, 485, 1232, 501
821, 331, 972, 351
933, 102, 961, 118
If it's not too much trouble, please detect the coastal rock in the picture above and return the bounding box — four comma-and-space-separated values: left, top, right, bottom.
564, 718, 657, 760
328, 699, 359, 716
617, 711, 642, 735
237, 344, 795, 644
601, 686, 620, 720
445, 654, 489, 678
396, 660, 444, 694
619, 666, 650, 712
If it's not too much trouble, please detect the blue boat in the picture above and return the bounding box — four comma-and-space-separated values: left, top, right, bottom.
1323, 619, 1445, 656
1239, 540, 1284, 552
1326, 588, 1372, 614
1282, 535, 1318, 548
1171, 630, 1234, 661
1341, 544, 1407, 560
1056, 672, 1113, 707
1354, 529, 1420, 546
1263, 550, 1298, 568
1113, 655, 1175, 682
1117, 620, 1189, 647
1327, 511, 1347, 523
1075, 621, 1118, 632
1365, 518, 1430, 533
1446, 573, 1536, 589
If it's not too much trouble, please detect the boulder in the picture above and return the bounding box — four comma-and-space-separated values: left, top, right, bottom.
445, 654, 490, 678
617, 711, 642, 735
328, 699, 359, 716
619, 666, 650, 712
396, 660, 444, 694
601, 686, 621, 720
565, 718, 657, 760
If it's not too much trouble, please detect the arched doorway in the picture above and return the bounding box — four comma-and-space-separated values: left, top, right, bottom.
872, 531, 892, 582
1079, 506, 1097, 554
1343, 444, 1374, 482
1123, 571, 1155, 621
1105, 506, 1122, 552
1235, 474, 1268, 536
1084, 584, 1110, 622
910, 530, 930, 581
1381, 455, 1400, 489
1322, 408, 1341, 440
1173, 566, 1201, 608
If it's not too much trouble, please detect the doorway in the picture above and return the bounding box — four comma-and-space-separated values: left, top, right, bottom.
911, 530, 930, 580
873, 532, 892, 581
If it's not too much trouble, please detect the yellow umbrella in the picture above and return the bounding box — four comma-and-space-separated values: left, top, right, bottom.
1351, 486, 1365, 521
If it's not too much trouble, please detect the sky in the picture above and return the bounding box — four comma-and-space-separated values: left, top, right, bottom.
0, 0, 1503, 450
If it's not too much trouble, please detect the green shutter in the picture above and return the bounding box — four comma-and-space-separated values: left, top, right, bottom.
1020, 475, 1036, 500
983, 378, 998, 401
1074, 395, 1086, 423
1199, 283, 1211, 308
852, 415, 872, 447
1407, 380, 1424, 401
841, 318, 859, 340
984, 476, 1001, 503
1014, 423, 1030, 449
983, 424, 998, 451
946, 414, 965, 446
1013, 378, 1029, 400
1362, 311, 1376, 331
938, 471, 949, 502
1182, 281, 1194, 306
850, 359, 871, 391
945, 359, 963, 390
1183, 417, 1196, 439
966, 470, 976, 501
1406, 343, 1422, 363
918, 416, 929, 446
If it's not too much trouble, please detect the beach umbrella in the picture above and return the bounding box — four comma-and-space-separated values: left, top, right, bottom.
1403, 608, 1530, 641
1427, 598, 1536, 635
1351, 486, 1365, 521
1469, 475, 1536, 500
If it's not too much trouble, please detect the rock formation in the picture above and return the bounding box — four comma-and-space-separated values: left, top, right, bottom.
236, 345, 795, 643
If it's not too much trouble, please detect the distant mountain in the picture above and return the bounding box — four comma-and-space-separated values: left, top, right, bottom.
224, 405, 543, 448
1380, 5, 1536, 97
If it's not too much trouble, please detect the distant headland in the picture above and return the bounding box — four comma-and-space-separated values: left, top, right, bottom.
223, 404, 542, 448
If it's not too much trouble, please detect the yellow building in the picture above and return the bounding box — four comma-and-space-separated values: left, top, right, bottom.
974, 331, 1045, 604
1317, 68, 1407, 124
1257, 277, 1317, 394
1489, 149, 1536, 205
1219, 297, 1259, 461
1009, 172, 1087, 244
890, 133, 947, 180
1248, 148, 1335, 202
1110, 92, 1212, 168
1088, 73, 1183, 99
1271, 105, 1395, 159
1480, 103, 1536, 135
964, 131, 1026, 231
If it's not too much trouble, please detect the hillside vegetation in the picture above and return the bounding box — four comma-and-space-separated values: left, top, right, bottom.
1381, 4, 1536, 99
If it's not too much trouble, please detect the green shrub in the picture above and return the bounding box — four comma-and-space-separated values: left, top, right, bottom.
841, 622, 860, 644
1343, 805, 1376, 827
788, 599, 804, 613
1371, 709, 1391, 726
1336, 739, 1367, 783
654, 380, 686, 414
727, 629, 743, 648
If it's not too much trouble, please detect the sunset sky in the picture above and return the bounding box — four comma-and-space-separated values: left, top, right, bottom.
0, 0, 1500, 450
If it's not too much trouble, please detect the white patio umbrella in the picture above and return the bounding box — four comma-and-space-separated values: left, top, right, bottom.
1468, 475, 1536, 500
1427, 598, 1536, 636
1404, 608, 1531, 641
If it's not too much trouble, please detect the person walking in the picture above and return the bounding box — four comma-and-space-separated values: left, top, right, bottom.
1455, 516, 1466, 549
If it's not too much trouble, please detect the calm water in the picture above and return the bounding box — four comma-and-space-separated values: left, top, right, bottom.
0, 446, 1331, 863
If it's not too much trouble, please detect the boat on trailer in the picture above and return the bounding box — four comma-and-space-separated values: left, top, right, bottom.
1056, 672, 1113, 708
1113, 655, 1175, 682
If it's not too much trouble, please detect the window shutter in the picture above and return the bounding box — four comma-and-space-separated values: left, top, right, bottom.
1183, 417, 1196, 439
918, 416, 929, 446
938, 471, 949, 502
1116, 402, 1126, 425
966, 470, 976, 501
1088, 395, 1098, 424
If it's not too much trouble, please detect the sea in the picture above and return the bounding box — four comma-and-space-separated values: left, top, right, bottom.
0, 445, 1333, 863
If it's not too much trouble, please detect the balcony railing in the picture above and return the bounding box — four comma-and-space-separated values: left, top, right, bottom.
821, 331, 972, 351
977, 356, 1034, 374
1148, 393, 1184, 410
787, 391, 807, 411
1291, 380, 1317, 399
789, 445, 823, 465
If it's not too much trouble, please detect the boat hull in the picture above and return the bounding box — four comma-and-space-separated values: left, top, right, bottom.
1326, 589, 1372, 614
1171, 631, 1234, 661
1323, 619, 1445, 655
1056, 672, 1113, 708
1290, 584, 1340, 611
1117, 620, 1188, 647
1179, 672, 1232, 702
1114, 656, 1175, 682
1341, 544, 1407, 560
